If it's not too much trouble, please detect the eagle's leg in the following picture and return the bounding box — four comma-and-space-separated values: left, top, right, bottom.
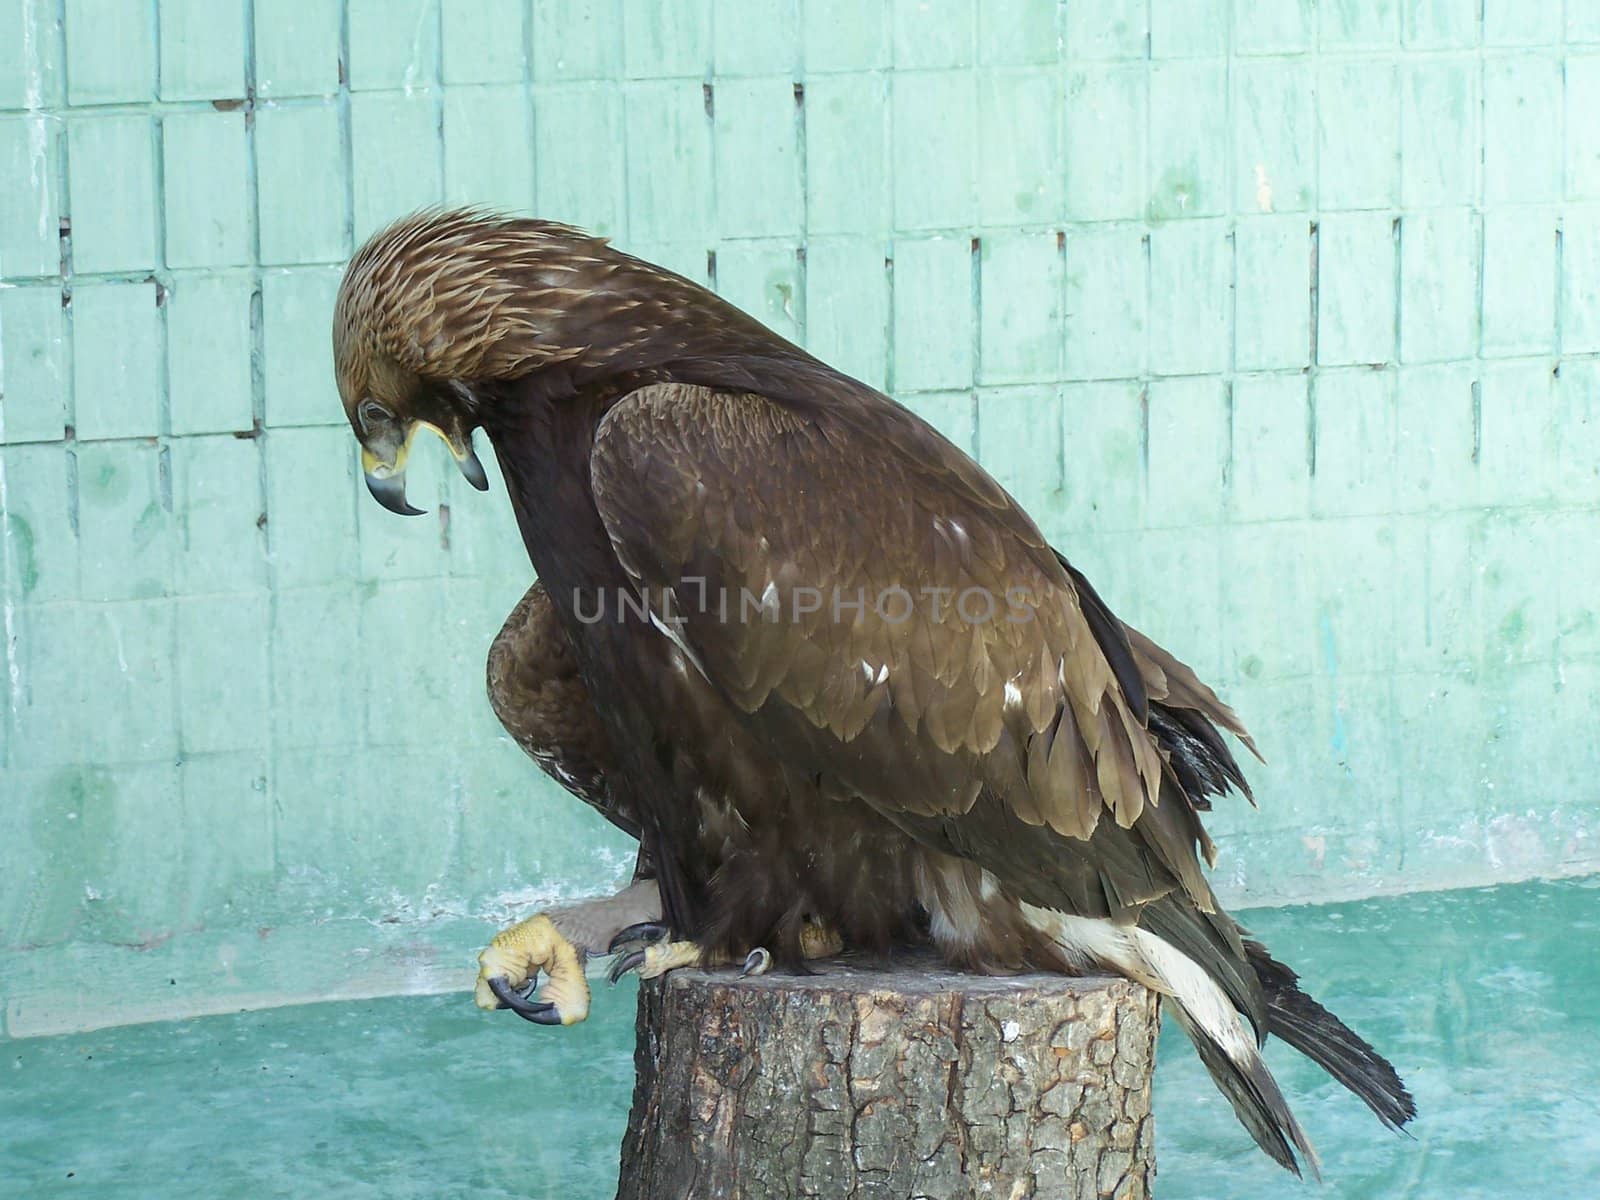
608, 917, 844, 981
474, 878, 661, 1026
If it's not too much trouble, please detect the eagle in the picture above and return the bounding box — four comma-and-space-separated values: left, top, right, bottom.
332, 209, 1413, 1176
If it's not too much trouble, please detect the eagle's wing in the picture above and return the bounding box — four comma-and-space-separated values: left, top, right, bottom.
589, 382, 1258, 1007
487, 581, 651, 863
592, 383, 1163, 827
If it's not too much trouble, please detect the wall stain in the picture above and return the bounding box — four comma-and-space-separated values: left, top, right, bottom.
1147, 165, 1200, 222
3, 514, 39, 596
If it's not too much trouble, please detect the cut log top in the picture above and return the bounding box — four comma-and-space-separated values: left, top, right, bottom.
618, 953, 1160, 1200
665, 953, 1134, 998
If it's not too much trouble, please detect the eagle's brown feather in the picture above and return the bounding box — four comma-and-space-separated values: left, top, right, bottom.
589, 382, 1165, 841
486, 581, 630, 838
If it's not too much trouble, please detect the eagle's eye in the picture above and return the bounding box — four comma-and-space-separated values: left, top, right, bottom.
357, 398, 393, 434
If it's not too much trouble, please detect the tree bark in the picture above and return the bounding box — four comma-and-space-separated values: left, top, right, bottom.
616, 953, 1159, 1199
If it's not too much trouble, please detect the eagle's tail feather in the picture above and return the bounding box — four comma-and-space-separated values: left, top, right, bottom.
1021, 907, 1320, 1178
1164, 1000, 1317, 1178
1128, 925, 1322, 1180
1247, 939, 1417, 1132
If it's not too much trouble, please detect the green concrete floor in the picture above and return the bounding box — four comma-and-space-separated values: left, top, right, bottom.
4, 879, 1598, 1198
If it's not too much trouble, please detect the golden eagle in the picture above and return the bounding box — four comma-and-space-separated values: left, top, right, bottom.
332, 210, 1413, 1175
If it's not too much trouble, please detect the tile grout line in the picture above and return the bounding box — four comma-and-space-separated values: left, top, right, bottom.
969, 230, 982, 461
1137, 4, 1152, 509
335, 0, 367, 757
45, 0, 80, 583
522, 0, 536, 226
1221, 0, 1238, 523
150, 0, 173, 525
241, 0, 279, 870
144, 0, 188, 845
966, 5, 982, 460
881, 17, 896, 397
793, 5, 808, 351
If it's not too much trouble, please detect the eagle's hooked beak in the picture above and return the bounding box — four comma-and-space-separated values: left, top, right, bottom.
361, 420, 489, 516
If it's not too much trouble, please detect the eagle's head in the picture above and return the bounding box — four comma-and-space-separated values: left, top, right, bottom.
332, 208, 622, 515
336, 208, 805, 514
333, 340, 486, 517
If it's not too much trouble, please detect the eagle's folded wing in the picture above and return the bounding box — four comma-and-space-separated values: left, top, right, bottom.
588, 382, 1262, 1029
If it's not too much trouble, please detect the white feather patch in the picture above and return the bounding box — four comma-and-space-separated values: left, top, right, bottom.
648, 610, 708, 679
1020, 904, 1255, 1065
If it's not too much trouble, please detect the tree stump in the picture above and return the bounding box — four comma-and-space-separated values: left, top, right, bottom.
616, 953, 1160, 1200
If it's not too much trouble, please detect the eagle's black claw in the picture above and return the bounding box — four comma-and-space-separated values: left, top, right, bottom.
607, 921, 670, 955
486, 975, 563, 1025
608, 949, 648, 984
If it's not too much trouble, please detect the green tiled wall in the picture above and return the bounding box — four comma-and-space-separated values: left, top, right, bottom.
2, 0, 1597, 1031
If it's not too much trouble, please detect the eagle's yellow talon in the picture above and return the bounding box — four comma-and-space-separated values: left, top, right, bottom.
609, 939, 705, 982
800, 919, 843, 960
474, 913, 590, 1026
